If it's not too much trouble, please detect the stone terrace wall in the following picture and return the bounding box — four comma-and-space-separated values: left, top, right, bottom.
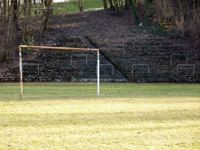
0, 36, 126, 82
99, 35, 200, 83
1, 33, 199, 83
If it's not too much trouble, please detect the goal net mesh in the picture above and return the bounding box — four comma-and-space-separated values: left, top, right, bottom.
19, 45, 100, 99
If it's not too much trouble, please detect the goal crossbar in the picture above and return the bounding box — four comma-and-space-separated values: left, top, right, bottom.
19, 45, 100, 100
19, 45, 99, 52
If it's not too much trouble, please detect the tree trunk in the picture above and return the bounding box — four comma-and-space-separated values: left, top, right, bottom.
78, 0, 83, 12
108, 0, 115, 10
103, 0, 108, 10
125, 0, 130, 10
130, 0, 139, 23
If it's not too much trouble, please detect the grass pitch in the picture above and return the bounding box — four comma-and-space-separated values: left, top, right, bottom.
53, 0, 103, 14
0, 83, 200, 150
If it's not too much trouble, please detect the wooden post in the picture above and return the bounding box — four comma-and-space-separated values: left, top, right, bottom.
19, 45, 23, 100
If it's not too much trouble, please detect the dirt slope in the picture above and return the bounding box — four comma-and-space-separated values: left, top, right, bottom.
1, 10, 199, 82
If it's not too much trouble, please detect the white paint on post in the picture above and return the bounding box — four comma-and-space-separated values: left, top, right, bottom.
19, 45, 100, 98
19, 46, 23, 100
97, 50, 100, 96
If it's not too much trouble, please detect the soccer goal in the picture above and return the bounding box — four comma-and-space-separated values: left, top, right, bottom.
18, 45, 100, 100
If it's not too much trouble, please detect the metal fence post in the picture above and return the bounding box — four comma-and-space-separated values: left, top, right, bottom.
97, 50, 100, 96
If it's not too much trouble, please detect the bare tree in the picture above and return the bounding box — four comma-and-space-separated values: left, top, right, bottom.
0, 0, 53, 60
103, 0, 108, 10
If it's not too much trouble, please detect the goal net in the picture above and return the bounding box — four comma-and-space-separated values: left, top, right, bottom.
19, 45, 100, 99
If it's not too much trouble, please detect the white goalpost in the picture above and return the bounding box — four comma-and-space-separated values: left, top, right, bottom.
19, 45, 100, 100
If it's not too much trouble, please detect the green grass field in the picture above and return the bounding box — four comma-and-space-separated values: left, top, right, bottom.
52, 0, 103, 14
0, 83, 200, 149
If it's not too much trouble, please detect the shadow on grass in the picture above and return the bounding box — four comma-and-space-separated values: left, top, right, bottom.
0, 83, 200, 101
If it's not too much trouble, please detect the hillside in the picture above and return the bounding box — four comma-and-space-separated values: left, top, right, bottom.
0, 10, 199, 82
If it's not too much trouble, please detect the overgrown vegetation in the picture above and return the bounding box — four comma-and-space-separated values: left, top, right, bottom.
134, 0, 200, 47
